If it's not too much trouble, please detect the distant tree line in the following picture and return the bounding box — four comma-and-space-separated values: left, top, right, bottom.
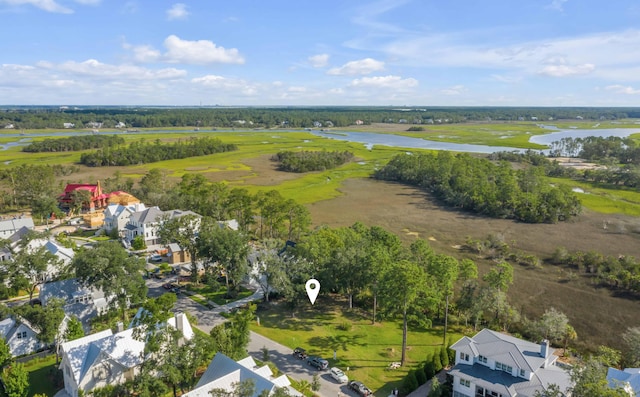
79, 137, 237, 166
549, 136, 640, 163
374, 151, 581, 223
1, 106, 638, 129
271, 150, 354, 172
22, 134, 125, 152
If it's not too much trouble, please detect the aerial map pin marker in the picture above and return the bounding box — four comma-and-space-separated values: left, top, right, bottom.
305, 279, 320, 305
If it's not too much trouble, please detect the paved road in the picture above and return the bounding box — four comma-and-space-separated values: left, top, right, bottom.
248, 331, 365, 397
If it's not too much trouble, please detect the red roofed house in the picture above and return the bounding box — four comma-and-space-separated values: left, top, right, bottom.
59, 181, 111, 213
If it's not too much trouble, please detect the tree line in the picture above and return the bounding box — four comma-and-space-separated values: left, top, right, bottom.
549, 136, 640, 164
79, 137, 237, 166
22, 135, 125, 153
271, 150, 354, 173
2, 106, 638, 130
374, 151, 581, 223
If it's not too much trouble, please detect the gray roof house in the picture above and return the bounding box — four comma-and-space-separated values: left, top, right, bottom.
124, 207, 200, 246
183, 352, 301, 397
0, 216, 34, 240
39, 279, 108, 332
103, 203, 146, 235
449, 329, 572, 397
59, 312, 193, 397
0, 316, 43, 357
607, 367, 640, 396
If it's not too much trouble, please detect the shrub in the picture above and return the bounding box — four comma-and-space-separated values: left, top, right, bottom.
131, 235, 146, 250
440, 345, 450, 368
401, 370, 419, 395
424, 360, 435, 379
416, 365, 427, 385
433, 350, 443, 372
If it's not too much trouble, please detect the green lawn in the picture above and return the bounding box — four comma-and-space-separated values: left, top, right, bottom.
188, 285, 254, 306
0, 355, 62, 397
250, 297, 464, 396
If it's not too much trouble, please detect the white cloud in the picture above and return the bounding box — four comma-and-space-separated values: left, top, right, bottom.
606, 85, 640, 95
166, 3, 189, 21
191, 74, 257, 96
441, 85, 467, 95
308, 54, 329, 68
56, 59, 187, 80
538, 63, 595, 77
123, 43, 161, 63
349, 75, 417, 89
163, 35, 244, 65
327, 58, 385, 75
0, 0, 73, 13
546, 0, 568, 12
491, 74, 522, 84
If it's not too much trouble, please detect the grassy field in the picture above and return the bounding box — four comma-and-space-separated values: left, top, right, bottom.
2, 124, 640, 350
250, 297, 462, 395
0, 355, 62, 397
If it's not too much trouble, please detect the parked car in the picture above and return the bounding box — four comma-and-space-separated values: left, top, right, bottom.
293, 347, 308, 360
307, 356, 329, 370
349, 380, 372, 396
149, 254, 163, 262
330, 367, 348, 383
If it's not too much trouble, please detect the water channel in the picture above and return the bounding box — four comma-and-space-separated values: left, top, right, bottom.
2, 126, 640, 154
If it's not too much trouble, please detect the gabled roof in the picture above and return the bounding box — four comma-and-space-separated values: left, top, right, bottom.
0, 217, 34, 233
63, 184, 99, 194
185, 353, 299, 397
39, 278, 104, 306
8, 226, 32, 244
452, 328, 548, 372
607, 367, 640, 395
26, 238, 74, 265
129, 206, 164, 225
450, 360, 572, 397
0, 316, 39, 339
60, 329, 114, 384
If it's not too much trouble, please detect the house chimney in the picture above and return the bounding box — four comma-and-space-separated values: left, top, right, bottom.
540, 339, 549, 358
116, 321, 124, 333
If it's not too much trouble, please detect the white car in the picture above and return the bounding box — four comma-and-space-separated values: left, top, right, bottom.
330, 367, 348, 383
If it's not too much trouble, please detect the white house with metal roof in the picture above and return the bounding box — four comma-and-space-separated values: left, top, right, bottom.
102, 203, 146, 236
0, 216, 34, 239
59, 312, 193, 397
0, 316, 43, 357
183, 352, 301, 397
124, 207, 200, 246
449, 329, 572, 397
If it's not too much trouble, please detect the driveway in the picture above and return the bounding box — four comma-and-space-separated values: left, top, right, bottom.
248, 331, 364, 397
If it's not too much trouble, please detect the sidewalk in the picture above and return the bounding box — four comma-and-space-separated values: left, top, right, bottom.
405, 370, 447, 397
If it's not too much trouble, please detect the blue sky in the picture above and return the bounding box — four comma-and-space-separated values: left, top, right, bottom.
1, 0, 640, 106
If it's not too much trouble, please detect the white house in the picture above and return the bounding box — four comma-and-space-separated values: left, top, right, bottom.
607, 367, 640, 396
40, 279, 109, 332
103, 203, 146, 236
183, 352, 301, 397
59, 312, 193, 397
0, 216, 34, 239
449, 329, 572, 397
124, 207, 200, 246
0, 316, 43, 357
115, 121, 126, 128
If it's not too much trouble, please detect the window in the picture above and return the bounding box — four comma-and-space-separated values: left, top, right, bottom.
459, 378, 470, 387
16, 331, 26, 339
459, 352, 469, 361
478, 355, 487, 364
496, 361, 513, 374
520, 369, 526, 377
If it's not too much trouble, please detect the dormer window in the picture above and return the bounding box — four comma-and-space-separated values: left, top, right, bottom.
478, 355, 488, 364
520, 369, 526, 377
496, 361, 513, 374
459, 352, 469, 361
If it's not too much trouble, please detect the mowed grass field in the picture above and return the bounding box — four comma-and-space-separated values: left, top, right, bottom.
251, 297, 462, 394
2, 124, 640, 351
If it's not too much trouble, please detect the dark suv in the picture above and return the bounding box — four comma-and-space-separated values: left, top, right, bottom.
307, 356, 329, 370
293, 347, 308, 360
349, 381, 372, 396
